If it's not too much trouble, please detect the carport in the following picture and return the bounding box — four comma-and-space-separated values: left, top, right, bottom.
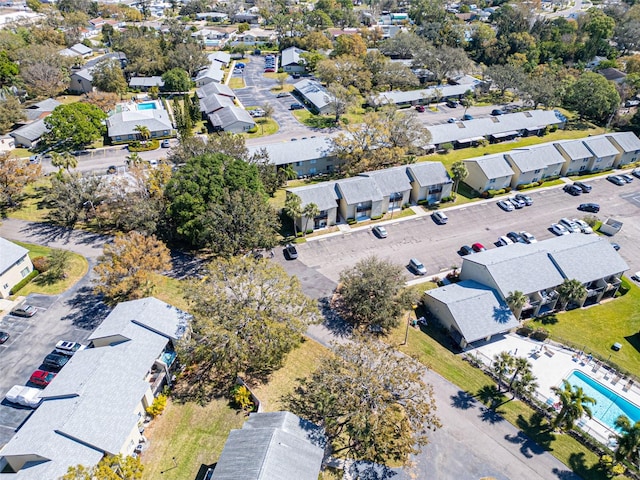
490, 131, 519, 143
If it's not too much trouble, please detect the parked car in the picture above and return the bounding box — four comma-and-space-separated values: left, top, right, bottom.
10, 305, 37, 317
276, 92, 290, 98
491, 109, 504, 116
462, 113, 474, 120
620, 173, 634, 183
409, 258, 427, 275
249, 109, 265, 118
497, 200, 514, 212
514, 193, 533, 206
509, 197, 525, 209
563, 184, 582, 196
264, 67, 275, 73
204, 468, 214, 480
29, 370, 57, 387
54, 341, 86, 356
459, 245, 474, 256
372, 225, 388, 238
5, 385, 42, 408
447, 117, 456, 123
0, 331, 9, 344
472, 242, 486, 252
106, 165, 117, 175
283, 244, 298, 260
289, 103, 305, 110
611, 242, 621, 251
572, 218, 593, 234
506, 231, 524, 243
631, 271, 640, 282
573, 181, 592, 193
415, 105, 425, 112
432, 211, 449, 224
497, 236, 513, 247
520, 231, 537, 243
607, 175, 626, 186
632, 168, 640, 179
550, 223, 570, 236
43, 353, 70, 370
559, 217, 581, 233
236, 62, 246, 68
446, 99, 458, 108
578, 203, 600, 213
161, 139, 170, 148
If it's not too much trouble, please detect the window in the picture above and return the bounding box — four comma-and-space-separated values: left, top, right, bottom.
295, 162, 301, 166
2, 283, 8, 290
489, 178, 496, 184
310, 159, 317, 164
356, 201, 372, 213
534, 169, 541, 174
309, 168, 316, 174
16, 257, 24, 265
428, 185, 442, 194
20, 267, 30, 278
389, 192, 402, 201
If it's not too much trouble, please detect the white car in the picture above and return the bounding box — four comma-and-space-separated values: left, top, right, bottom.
632, 272, 640, 282
572, 219, 593, 234
497, 236, 513, 247
520, 231, 537, 243
432, 211, 449, 224
559, 218, 581, 234
5, 385, 42, 408
550, 223, 570, 236
54, 341, 87, 356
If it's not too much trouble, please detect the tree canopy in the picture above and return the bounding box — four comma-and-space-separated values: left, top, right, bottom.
177, 256, 319, 400
161, 67, 191, 92
564, 72, 620, 124
0, 153, 41, 207
285, 339, 441, 463
44, 103, 107, 150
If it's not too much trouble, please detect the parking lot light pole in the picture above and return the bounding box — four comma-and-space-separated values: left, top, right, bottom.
402, 304, 418, 346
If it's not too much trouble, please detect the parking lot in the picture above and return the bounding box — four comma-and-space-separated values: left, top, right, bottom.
276, 175, 640, 298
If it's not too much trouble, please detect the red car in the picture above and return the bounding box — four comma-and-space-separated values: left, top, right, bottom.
30, 370, 57, 387
472, 243, 486, 252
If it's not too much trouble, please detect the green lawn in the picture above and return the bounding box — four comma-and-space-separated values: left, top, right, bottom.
11, 241, 88, 297
141, 338, 330, 480
5, 178, 51, 222
245, 118, 279, 138
527, 281, 640, 377
228, 77, 245, 89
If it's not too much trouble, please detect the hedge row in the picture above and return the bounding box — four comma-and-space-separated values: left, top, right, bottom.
10, 270, 38, 295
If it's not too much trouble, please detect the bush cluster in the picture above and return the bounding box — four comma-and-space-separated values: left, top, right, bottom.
32, 256, 50, 273
128, 139, 160, 152
10, 270, 38, 295
145, 394, 167, 417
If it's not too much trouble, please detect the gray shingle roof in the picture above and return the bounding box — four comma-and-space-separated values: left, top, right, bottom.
24, 98, 60, 121
208, 106, 255, 129
426, 280, 519, 343
71, 68, 93, 82
406, 162, 452, 187
582, 136, 620, 158
512, 144, 565, 168
428, 110, 563, 145
464, 154, 514, 180
606, 131, 640, 153
247, 136, 334, 166
212, 412, 325, 480
506, 148, 552, 172
556, 139, 592, 160
0, 238, 28, 276
287, 183, 338, 211
10, 118, 49, 142
375, 80, 478, 105
196, 63, 224, 83
209, 51, 231, 65
281, 46, 305, 66
294, 79, 330, 110
360, 165, 412, 195
196, 82, 235, 99
335, 176, 383, 204
106, 106, 173, 137
200, 94, 234, 114
128, 76, 164, 88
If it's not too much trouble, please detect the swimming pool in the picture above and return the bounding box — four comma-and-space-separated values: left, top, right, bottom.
566, 370, 640, 430
138, 102, 157, 110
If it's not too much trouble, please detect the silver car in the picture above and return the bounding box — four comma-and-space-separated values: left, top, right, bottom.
409, 258, 427, 275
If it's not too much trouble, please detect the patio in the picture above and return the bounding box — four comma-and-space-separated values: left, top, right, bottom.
468, 333, 640, 446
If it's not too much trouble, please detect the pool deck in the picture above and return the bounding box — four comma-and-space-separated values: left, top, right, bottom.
468, 333, 640, 446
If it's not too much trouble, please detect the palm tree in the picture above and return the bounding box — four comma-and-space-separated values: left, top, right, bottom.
551, 379, 597, 431
506, 290, 527, 319
134, 125, 151, 142
507, 357, 536, 397
302, 202, 319, 235
512, 370, 538, 401
556, 278, 587, 310
450, 161, 468, 196
284, 193, 303, 237
50, 152, 78, 171
492, 351, 514, 392
126, 152, 143, 166
613, 415, 640, 467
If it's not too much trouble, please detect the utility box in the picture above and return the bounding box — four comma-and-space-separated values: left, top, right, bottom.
599, 218, 623, 236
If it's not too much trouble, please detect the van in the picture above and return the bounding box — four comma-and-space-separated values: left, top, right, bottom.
432, 211, 448, 224
409, 258, 427, 276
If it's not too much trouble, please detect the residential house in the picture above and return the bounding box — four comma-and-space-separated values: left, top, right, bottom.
0, 238, 34, 299
405, 162, 453, 204
463, 154, 514, 193
69, 68, 94, 94
504, 144, 564, 188
192, 28, 230, 47
334, 176, 383, 221
58, 43, 93, 58
200, 94, 236, 116
212, 411, 326, 480
582, 136, 619, 172
248, 136, 338, 177
195, 62, 224, 87
106, 100, 174, 144
231, 28, 275, 45
423, 280, 520, 349
555, 139, 594, 175
208, 106, 255, 133
232, 12, 261, 24
606, 131, 640, 167
281, 46, 307, 74
598, 67, 626, 84
196, 82, 235, 99
293, 79, 331, 114
195, 12, 229, 22
10, 119, 48, 148
286, 183, 339, 231
372, 76, 481, 107
360, 166, 412, 213
0, 297, 189, 479
128, 76, 164, 91
209, 51, 231, 66
23, 98, 60, 122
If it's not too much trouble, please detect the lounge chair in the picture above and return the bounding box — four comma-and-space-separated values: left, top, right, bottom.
611, 375, 621, 386
623, 380, 634, 392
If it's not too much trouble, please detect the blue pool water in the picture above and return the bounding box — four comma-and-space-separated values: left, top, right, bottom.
566, 370, 640, 429
138, 102, 157, 110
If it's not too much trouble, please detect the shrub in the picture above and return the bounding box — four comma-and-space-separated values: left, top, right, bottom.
247, 126, 258, 134
146, 394, 167, 417
10, 270, 38, 295
504, 186, 512, 193
32, 256, 50, 273
346, 218, 357, 225
440, 196, 454, 203
417, 199, 429, 205
517, 325, 534, 337
371, 215, 383, 220
231, 385, 255, 411
128, 139, 160, 152
401, 203, 409, 210
549, 125, 558, 133
305, 229, 314, 234
296, 232, 303, 237
531, 327, 549, 341
440, 142, 453, 153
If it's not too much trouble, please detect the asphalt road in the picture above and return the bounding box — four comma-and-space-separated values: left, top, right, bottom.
279, 174, 640, 296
